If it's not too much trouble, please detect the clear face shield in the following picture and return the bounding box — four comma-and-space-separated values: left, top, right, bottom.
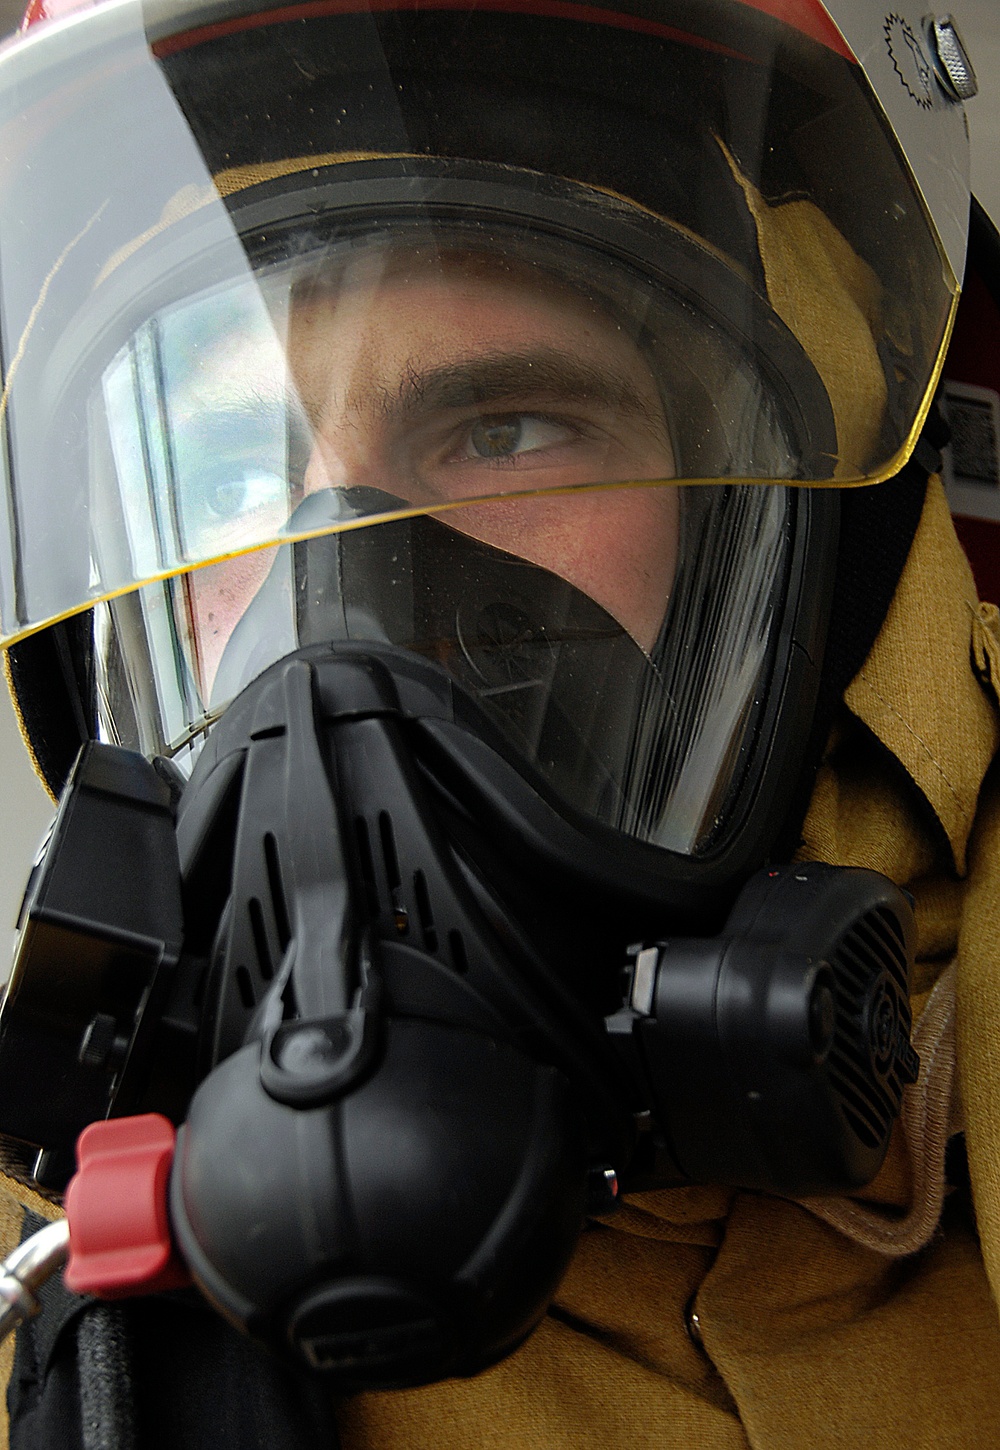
93, 206, 820, 855
0, 0, 960, 860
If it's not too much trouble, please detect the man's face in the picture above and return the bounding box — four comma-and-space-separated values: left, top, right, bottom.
185, 247, 679, 693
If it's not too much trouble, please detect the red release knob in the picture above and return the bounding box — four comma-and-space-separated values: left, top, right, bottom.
63, 1114, 191, 1299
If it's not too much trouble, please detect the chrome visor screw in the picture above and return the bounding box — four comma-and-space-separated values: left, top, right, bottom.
929, 15, 978, 100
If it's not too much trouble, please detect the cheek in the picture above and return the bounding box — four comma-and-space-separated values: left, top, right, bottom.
447, 485, 679, 651
181, 548, 278, 698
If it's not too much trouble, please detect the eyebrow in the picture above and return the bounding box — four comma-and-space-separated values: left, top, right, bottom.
361, 347, 669, 436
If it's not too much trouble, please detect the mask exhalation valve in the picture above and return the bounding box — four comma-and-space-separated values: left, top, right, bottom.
607, 862, 920, 1195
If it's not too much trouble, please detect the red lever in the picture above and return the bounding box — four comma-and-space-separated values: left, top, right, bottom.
63, 1114, 192, 1299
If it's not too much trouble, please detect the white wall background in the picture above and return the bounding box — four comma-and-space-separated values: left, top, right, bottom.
0, 0, 997, 952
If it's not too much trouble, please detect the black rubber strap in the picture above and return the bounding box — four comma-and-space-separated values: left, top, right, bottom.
8, 1209, 341, 1450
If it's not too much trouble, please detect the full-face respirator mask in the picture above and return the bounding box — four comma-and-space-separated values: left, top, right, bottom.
0, 0, 974, 1388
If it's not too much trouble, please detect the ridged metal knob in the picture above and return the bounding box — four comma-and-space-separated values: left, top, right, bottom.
930, 16, 978, 101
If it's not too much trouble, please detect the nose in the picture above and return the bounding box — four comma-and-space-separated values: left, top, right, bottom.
303, 425, 393, 498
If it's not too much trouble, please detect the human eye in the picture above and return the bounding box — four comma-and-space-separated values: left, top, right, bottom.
200, 466, 286, 522
173, 402, 295, 550
451, 413, 580, 465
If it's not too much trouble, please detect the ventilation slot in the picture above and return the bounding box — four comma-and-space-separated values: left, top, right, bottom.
413, 870, 438, 951
449, 929, 468, 974
354, 817, 380, 920
827, 1047, 891, 1148
379, 811, 401, 888
826, 906, 911, 1151
264, 833, 291, 950
848, 909, 908, 994
379, 812, 408, 933
248, 897, 274, 980
236, 965, 256, 1010
832, 941, 875, 996
841, 1103, 883, 1152
192, 963, 208, 1009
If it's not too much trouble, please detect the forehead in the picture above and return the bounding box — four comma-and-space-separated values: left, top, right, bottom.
286, 245, 656, 387
292, 246, 617, 319
293, 244, 604, 299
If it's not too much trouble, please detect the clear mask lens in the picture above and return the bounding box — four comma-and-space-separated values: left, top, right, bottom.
95, 477, 793, 858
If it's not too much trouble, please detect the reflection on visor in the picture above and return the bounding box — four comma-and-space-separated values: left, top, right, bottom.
102, 280, 295, 572
91, 227, 802, 856
95, 220, 812, 645
0, 0, 957, 647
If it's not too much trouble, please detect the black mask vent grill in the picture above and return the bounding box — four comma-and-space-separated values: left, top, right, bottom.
826, 905, 916, 1151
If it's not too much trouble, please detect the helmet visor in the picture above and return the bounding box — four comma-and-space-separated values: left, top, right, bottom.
0, 0, 957, 647
90, 206, 813, 648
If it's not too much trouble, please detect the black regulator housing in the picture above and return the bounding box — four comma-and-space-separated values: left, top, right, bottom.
0, 642, 920, 1385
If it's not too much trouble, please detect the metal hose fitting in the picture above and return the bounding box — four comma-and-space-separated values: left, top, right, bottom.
0, 1218, 70, 1343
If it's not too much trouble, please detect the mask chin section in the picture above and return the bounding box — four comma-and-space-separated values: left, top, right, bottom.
168, 643, 629, 1385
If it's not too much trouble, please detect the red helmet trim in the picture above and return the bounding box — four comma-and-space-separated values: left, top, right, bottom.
22, 0, 853, 63
150, 0, 752, 60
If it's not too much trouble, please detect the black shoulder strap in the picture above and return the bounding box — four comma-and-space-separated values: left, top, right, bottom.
9, 1210, 341, 1450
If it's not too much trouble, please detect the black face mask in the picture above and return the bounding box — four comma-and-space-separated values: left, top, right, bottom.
0, 623, 919, 1388
217, 486, 671, 838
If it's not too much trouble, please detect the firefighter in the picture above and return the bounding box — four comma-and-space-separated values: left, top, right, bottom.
0, 1, 997, 1445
